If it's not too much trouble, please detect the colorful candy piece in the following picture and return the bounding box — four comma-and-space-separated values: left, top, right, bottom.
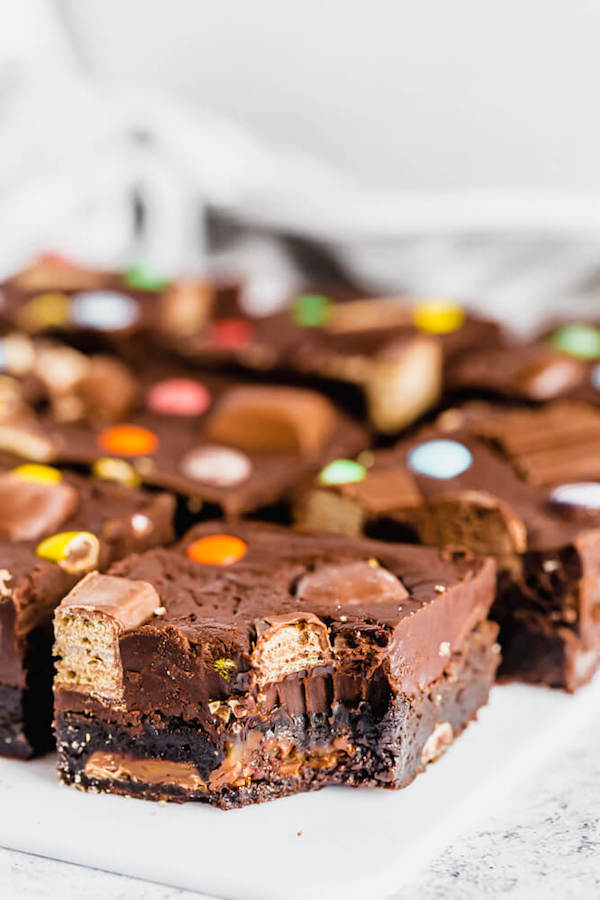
179, 445, 252, 487
36, 530, 100, 574
11, 464, 63, 484
92, 457, 141, 488
71, 291, 139, 331
19, 293, 71, 330
550, 482, 600, 511
318, 459, 367, 485
211, 318, 254, 349
291, 293, 332, 327
123, 264, 169, 292
408, 439, 473, 479
412, 300, 465, 335
186, 534, 247, 566
146, 378, 211, 417
550, 324, 600, 360
98, 424, 159, 457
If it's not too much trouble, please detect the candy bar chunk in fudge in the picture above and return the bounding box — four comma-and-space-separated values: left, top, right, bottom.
54, 522, 498, 808
295, 401, 600, 691
0, 463, 175, 758
0, 256, 238, 360
166, 290, 503, 433
2, 377, 368, 518
447, 341, 587, 402
0, 333, 138, 425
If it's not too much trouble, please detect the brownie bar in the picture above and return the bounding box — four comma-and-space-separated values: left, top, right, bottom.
164, 290, 502, 433
294, 401, 600, 691
0, 256, 239, 361
0, 465, 175, 757
53, 522, 498, 807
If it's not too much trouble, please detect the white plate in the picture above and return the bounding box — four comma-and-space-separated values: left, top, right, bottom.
0, 678, 597, 900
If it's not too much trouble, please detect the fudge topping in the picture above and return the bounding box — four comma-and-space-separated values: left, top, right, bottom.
56, 522, 495, 709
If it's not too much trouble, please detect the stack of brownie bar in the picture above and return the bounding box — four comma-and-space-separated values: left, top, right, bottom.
0, 252, 597, 809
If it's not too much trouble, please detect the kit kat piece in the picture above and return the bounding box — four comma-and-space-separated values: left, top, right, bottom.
0, 465, 175, 758
54, 522, 498, 808
295, 401, 600, 691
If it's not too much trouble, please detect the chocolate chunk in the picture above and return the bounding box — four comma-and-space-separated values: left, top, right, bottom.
295, 560, 408, 606
204, 386, 336, 455
0, 472, 78, 541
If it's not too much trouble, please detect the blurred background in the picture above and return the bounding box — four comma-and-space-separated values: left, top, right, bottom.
3, 0, 600, 327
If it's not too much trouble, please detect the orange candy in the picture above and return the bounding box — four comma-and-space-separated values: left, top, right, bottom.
186, 534, 247, 566
98, 424, 159, 457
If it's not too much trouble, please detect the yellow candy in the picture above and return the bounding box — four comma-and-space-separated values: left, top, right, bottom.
36, 531, 100, 574
412, 300, 465, 335
11, 464, 63, 484
19, 292, 71, 331
92, 457, 141, 488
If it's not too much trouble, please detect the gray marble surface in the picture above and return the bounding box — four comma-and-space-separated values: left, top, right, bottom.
1, 713, 599, 900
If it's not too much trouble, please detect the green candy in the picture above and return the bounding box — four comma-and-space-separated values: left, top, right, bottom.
291, 293, 332, 327
550, 323, 600, 359
124, 264, 169, 292
319, 459, 367, 486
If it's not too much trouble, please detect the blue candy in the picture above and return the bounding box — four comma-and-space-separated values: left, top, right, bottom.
407, 439, 473, 479
72, 291, 139, 331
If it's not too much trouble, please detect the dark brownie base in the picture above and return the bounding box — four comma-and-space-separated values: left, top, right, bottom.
497, 611, 600, 692
0, 624, 55, 759
56, 621, 499, 808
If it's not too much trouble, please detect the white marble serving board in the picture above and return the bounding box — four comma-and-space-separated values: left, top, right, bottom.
0, 678, 597, 900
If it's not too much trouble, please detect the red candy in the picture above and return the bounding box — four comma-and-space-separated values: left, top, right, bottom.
211, 318, 254, 349
146, 378, 211, 417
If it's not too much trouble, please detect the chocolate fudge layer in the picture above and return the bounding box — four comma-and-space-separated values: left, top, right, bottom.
0, 465, 175, 758
166, 291, 502, 433
0, 365, 368, 516
295, 401, 600, 691
54, 522, 498, 808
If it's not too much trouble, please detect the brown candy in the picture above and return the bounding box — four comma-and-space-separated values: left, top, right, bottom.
0, 473, 78, 542
204, 386, 336, 455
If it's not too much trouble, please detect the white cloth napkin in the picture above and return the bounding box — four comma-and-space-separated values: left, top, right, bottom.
2, 1, 600, 329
